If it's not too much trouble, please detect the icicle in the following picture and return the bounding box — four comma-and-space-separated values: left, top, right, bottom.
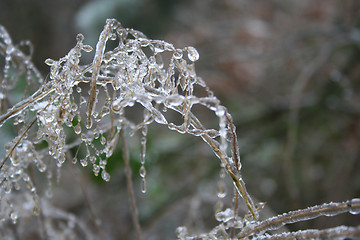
74, 124, 81, 134
140, 125, 148, 193
218, 106, 227, 154
46, 171, 53, 198
101, 170, 110, 182
93, 164, 100, 176
217, 168, 226, 199
216, 166, 226, 213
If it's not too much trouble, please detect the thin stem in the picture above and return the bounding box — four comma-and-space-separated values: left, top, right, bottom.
87, 19, 113, 128
188, 111, 257, 220
225, 112, 241, 171
121, 129, 142, 240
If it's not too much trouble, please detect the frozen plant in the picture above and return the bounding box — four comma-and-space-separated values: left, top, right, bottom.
0, 19, 359, 239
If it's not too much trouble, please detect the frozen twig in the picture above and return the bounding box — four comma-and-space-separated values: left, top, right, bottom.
238, 199, 360, 239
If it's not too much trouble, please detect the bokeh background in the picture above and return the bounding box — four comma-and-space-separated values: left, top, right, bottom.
1, 0, 359, 239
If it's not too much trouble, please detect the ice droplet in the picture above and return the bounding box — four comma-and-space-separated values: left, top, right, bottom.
215, 106, 225, 117
350, 198, 360, 215
187, 46, 199, 62
82, 44, 93, 52
215, 208, 234, 223
154, 44, 165, 54
86, 118, 93, 129
90, 156, 96, 164
101, 171, 110, 182
10, 212, 18, 224
80, 159, 87, 167
45, 58, 55, 66
217, 190, 226, 199
57, 154, 66, 167
76, 33, 84, 42
93, 164, 100, 176
141, 178, 146, 193
173, 49, 183, 59
33, 200, 39, 215
4, 181, 12, 194
74, 124, 81, 134
166, 95, 184, 107
139, 165, 146, 178
168, 123, 186, 134
93, 128, 99, 139
100, 136, 106, 145
152, 108, 167, 124
176, 226, 189, 239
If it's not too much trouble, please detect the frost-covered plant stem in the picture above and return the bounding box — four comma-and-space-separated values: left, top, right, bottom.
238, 199, 360, 239
256, 225, 360, 240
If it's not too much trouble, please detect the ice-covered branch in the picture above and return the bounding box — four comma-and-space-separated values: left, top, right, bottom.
238, 198, 360, 238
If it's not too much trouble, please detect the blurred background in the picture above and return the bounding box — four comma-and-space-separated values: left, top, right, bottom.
0, 0, 359, 239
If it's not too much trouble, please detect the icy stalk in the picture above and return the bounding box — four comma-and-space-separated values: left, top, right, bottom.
238, 199, 360, 238
0, 18, 257, 236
